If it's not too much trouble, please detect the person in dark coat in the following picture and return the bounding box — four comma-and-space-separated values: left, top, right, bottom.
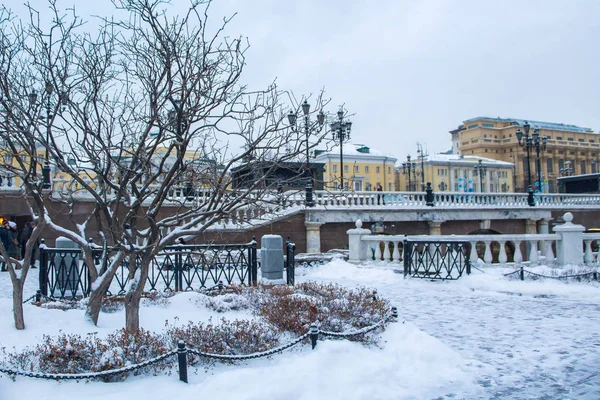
0, 220, 9, 271
7, 221, 19, 260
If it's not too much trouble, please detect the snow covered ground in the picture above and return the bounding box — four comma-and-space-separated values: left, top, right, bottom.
1, 260, 599, 399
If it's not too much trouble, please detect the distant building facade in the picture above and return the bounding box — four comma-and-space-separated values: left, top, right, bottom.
313, 144, 397, 191
450, 117, 599, 193
395, 154, 514, 193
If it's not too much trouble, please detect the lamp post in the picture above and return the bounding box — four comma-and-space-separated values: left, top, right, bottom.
516, 121, 536, 206
533, 128, 548, 193
330, 106, 352, 190
287, 100, 325, 188
473, 159, 487, 192
402, 155, 417, 191
560, 160, 573, 176
416, 143, 427, 191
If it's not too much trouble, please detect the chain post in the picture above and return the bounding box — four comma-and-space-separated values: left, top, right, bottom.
520, 266, 524, 281
35, 289, 42, 302
391, 306, 398, 321
309, 323, 319, 349
218, 280, 224, 291
177, 341, 188, 383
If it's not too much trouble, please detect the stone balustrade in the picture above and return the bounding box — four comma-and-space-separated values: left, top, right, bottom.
348, 213, 600, 268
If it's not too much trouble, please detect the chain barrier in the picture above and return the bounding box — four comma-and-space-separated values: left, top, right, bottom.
0, 307, 397, 381
188, 332, 311, 361
503, 267, 599, 281
0, 350, 177, 380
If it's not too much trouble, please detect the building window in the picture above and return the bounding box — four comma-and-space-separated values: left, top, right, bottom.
578, 139, 585, 142
376, 166, 380, 173
567, 138, 574, 141
333, 165, 338, 172
388, 167, 391, 173
354, 165, 359, 173
591, 140, 595, 144
468, 123, 479, 129
388, 183, 392, 191
569, 151, 575, 155
547, 158, 553, 174
344, 165, 349, 173
557, 136, 563, 140
482, 123, 494, 128
364, 166, 369, 173
581, 160, 586, 174
581, 152, 585, 156
365, 182, 372, 191
592, 162, 597, 174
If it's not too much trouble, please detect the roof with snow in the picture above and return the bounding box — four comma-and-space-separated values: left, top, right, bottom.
464, 117, 594, 134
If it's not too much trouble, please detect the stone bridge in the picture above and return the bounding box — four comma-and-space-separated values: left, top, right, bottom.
1, 186, 599, 253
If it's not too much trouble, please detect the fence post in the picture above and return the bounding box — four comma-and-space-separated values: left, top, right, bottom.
250, 237, 258, 286
403, 241, 411, 277
175, 247, 183, 292
38, 239, 48, 297
309, 323, 319, 349
286, 237, 295, 286
177, 341, 188, 383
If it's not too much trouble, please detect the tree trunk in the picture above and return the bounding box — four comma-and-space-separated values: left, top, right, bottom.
124, 289, 142, 331
12, 282, 25, 330
85, 269, 118, 325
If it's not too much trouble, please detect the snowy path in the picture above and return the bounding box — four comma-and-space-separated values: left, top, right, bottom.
303, 264, 600, 399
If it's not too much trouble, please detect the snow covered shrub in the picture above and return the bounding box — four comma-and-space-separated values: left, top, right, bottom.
101, 296, 125, 313
141, 291, 173, 307
165, 318, 280, 366
2, 329, 171, 382
257, 282, 390, 342
200, 292, 252, 312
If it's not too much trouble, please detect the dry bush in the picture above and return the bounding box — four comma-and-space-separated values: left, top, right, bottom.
165, 318, 280, 366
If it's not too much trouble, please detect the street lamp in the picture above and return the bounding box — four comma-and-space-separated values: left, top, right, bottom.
401, 155, 417, 191
330, 106, 352, 190
473, 159, 487, 192
560, 160, 573, 176
516, 121, 536, 206
532, 128, 548, 193
287, 100, 325, 188
416, 143, 427, 191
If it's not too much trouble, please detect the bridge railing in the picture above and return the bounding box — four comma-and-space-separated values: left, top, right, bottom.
348, 213, 600, 268
312, 190, 600, 208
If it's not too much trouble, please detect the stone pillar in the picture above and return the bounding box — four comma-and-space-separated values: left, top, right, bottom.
479, 219, 491, 230
260, 235, 284, 281
347, 219, 371, 264
553, 212, 585, 266
524, 218, 538, 261
428, 220, 444, 235
305, 221, 324, 254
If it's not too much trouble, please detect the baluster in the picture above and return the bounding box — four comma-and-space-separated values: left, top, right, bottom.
366, 241, 373, 260
584, 240, 594, 266
545, 240, 555, 266
498, 240, 507, 267
383, 241, 391, 261
374, 241, 383, 261
484, 240, 493, 265
470, 240, 478, 263
392, 241, 401, 262
513, 240, 523, 265
529, 241, 538, 266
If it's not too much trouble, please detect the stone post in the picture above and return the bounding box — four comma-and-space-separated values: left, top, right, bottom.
347, 219, 371, 264
553, 212, 585, 266
260, 235, 284, 281
428, 220, 444, 235
305, 221, 324, 253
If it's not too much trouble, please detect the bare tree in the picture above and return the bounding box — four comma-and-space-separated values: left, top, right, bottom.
0, 0, 331, 330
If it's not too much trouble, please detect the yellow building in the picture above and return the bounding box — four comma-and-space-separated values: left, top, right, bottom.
396, 154, 514, 193
313, 144, 397, 191
451, 117, 600, 193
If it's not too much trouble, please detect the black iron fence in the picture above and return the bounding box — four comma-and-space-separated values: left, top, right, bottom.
403, 240, 471, 280
285, 238, 295, 285
38, 241, 259, 300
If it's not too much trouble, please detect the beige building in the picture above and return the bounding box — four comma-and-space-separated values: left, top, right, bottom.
396, 154, 514, 193
451, 117, 599, 193
313, 144, 397, 191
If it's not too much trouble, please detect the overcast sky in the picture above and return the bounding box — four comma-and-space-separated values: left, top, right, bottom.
9, 0, 600, 161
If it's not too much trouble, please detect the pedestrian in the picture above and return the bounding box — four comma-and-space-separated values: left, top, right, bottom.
376, 183, 385, 205
7, 221, 20, 260
0, 220, 9, 271
21, 221, 39, 267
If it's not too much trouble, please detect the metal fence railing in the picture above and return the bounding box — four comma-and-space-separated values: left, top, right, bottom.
37, 241, 260, 300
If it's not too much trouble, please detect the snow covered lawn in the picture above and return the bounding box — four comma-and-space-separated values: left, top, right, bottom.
1, 260, 599, 399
